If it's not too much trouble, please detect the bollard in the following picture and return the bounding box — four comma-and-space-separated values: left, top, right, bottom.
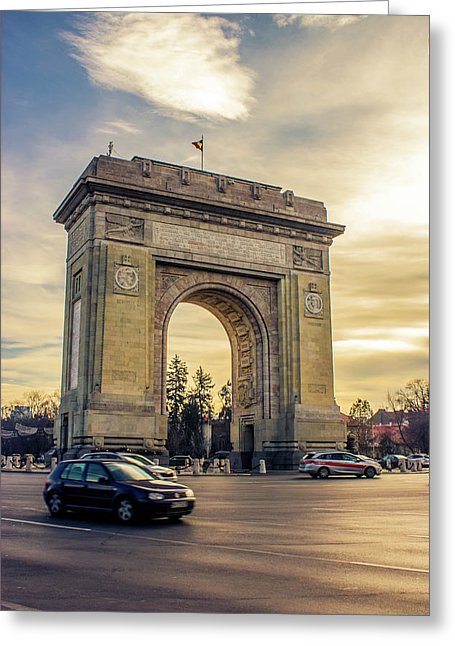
51, 457, 58, 470
259, 459, 266, 475
410, 460, 417, 472
385, 458, 392, 471
12, 454, 21, 468
193, 458, 201, 475
214, 458, 220, 473
417, 460, 423, 471
399, 459, 407, 472
224, 459, 231, 475
5, 456, 13, 470
25, 455, 33, 472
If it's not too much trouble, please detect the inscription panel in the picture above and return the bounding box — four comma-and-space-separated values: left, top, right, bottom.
153, 222, 286, 266
68, 217, 90, 257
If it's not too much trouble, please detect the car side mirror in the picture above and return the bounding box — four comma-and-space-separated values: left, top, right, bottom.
98, 476, 109, 485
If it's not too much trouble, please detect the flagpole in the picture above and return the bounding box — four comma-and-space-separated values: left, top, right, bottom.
201, 135, 204, 171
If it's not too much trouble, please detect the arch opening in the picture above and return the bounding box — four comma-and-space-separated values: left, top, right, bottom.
154, 266, 280, 465
167, 302, 232, 413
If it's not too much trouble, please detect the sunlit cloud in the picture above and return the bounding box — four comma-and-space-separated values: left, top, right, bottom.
62, 13, 255, 121
335, 339, 419, 354
95, 119, 142, 134
274, 14, 367, 31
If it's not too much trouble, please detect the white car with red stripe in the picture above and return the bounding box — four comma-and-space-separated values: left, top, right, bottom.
299, 451, 382, 479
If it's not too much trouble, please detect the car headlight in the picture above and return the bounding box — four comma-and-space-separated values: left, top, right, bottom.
185, 489, 194, 498
148, 492, 165, 500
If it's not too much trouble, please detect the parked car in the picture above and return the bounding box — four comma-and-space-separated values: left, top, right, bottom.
407, 454, 430, 468
118, 453, 178, 480
378, 454, 407, 469
43, 459, 195, 524
299, 451, 382, 479
169, 455, 193, 471
79, 451, 177, 481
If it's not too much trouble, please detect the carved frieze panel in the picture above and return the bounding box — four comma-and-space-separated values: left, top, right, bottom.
161, 273, 187, 291
105, 213, 144, 243
248, 284, 272, 313
293, 245, 323, 271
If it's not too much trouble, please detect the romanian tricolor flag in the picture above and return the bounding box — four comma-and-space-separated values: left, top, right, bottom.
192, 139, 203, 151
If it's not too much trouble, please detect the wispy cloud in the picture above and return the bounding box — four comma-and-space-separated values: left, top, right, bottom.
62, 13, 255, 122
274, 14, 367, 31
95, 119, 142, 135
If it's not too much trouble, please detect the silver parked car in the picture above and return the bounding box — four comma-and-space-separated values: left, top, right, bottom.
80, 452, 178, 481
407, 454, 429, 468
299, 451, 382, 479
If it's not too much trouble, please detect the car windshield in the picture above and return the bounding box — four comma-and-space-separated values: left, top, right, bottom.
121, 454, 151, 466
105, 462, 159, 482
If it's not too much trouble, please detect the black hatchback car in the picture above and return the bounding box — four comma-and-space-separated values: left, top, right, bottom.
43, 459, 195, 524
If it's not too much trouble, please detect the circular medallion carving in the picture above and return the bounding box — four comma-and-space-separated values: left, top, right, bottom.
305, 292, 323, 315
115, 266, 138, 291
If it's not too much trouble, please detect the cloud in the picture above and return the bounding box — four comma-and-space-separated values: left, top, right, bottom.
274, 14, 367, 31
95, 119, 142, 135
62, 13, 255, 122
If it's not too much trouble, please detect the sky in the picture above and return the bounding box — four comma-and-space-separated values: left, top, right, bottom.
1, 4, 429, 414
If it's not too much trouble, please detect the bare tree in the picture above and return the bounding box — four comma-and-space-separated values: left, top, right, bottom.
388, 379, 429, 453
349, 399, 373, 455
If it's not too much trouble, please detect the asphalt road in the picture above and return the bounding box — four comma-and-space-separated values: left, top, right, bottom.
1, 470, 429, 615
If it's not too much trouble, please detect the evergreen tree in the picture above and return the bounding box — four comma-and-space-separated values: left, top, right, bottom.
166, 355, 188, 454
181, 395, 206, 458
190, 366, 215, 426
218, 380, 232, 421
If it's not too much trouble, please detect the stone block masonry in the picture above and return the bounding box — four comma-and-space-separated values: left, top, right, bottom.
53, 155, 346, 467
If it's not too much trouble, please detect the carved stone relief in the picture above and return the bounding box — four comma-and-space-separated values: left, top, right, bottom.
161, 273, 187, 291
68, 217, 89, 257
195, 293, 257, 409
304, 290, 324, 319
114, 254, 139, 296
105, 213, 144, 243
293, 245, 323, 271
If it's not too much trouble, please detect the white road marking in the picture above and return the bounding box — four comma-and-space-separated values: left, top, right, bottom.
407, 535, 429, 539
1, 600, 38, 611
2, 516, 429, 574
2, 517, 92, 532
311, 508, 428, 516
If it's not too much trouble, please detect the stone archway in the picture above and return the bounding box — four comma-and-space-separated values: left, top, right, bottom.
53, 154, 346, 467
155, 267, 279, 465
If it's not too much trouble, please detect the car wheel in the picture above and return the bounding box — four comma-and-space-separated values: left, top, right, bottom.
48, 492, 65, 517
318, 467, 330, 479
115, 498, 136, 524
364, 466, 376, 479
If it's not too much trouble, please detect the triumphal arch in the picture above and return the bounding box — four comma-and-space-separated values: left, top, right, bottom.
53, 155, 346, 468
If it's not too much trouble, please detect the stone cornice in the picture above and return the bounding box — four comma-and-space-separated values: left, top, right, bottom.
53, 156, 345, 241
